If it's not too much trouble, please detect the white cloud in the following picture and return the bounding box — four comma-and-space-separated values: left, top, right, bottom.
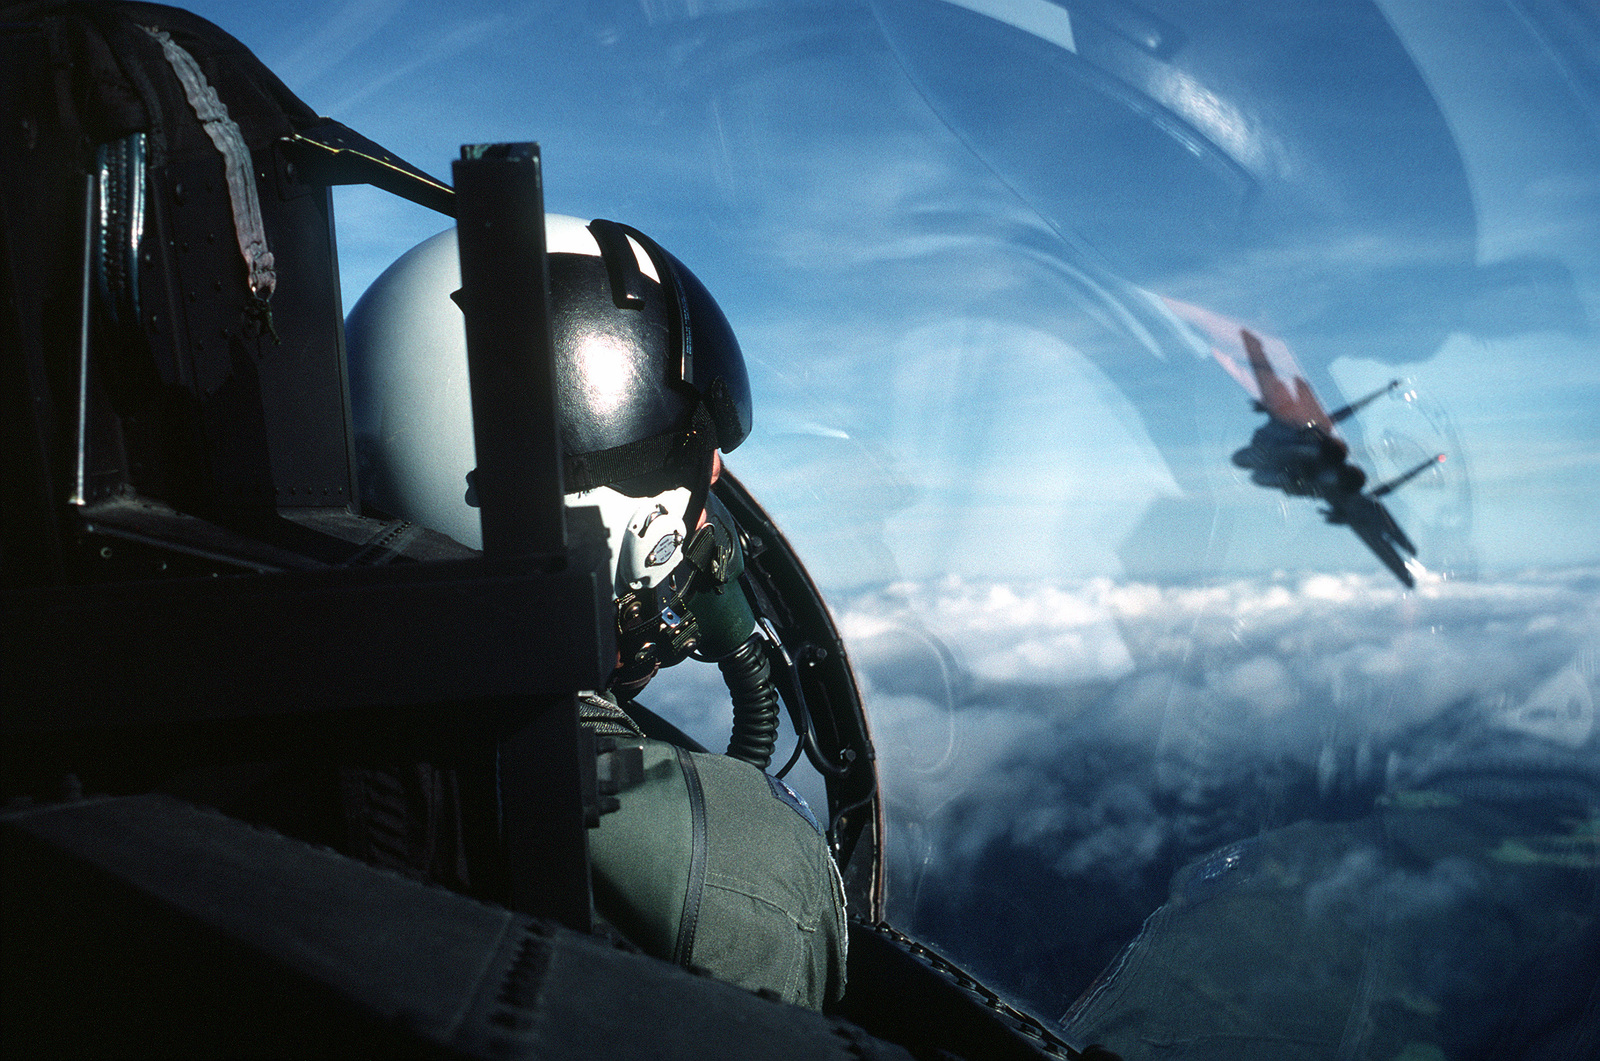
839, 566, 1600, 901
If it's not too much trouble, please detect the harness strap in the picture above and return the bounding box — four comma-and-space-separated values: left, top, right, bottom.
142, 26, 276, 306
671, 746, 708, 966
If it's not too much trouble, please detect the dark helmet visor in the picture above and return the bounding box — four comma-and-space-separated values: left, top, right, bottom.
660, 244, 752, 453
591, 220, 752, 453
555, 221, 753, 495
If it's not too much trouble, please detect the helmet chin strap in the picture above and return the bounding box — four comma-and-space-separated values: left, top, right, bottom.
682, 445, 719, 535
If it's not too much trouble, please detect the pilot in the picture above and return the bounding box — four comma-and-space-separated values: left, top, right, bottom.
344, 214, 847, 1010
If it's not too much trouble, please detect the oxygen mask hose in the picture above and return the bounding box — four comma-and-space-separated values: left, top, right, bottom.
720, 636, 781, 769
678, 495, 781, 770
601, 487, 784, 771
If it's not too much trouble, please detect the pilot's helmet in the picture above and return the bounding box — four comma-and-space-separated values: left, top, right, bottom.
346, 214, 752, 599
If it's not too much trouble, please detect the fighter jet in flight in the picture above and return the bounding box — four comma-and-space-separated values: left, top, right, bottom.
1160, 296, 1444, 587
1228, 328, 1445, 587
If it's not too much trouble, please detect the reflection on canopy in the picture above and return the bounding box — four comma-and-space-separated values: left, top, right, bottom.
551, 1, 1600, 1044
181, 0, 1600, 1050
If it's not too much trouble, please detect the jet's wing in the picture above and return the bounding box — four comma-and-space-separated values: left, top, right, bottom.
1325, 491, 1419, 587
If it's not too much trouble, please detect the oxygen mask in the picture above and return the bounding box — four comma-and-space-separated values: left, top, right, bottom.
593, 489, 780, 770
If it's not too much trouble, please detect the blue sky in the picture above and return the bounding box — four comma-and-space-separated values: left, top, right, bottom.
179, 0, 1600, 591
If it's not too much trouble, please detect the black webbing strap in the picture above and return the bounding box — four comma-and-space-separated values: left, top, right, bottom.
671, 745, 708, 967
564, 403, 719, 496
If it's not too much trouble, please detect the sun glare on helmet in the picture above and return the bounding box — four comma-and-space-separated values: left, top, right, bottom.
577, 333, 639, 417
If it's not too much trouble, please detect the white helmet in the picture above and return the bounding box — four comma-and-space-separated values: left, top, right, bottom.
346, 214, 752, 600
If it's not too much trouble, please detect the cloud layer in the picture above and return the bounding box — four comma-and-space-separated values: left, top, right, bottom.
834, 566, 1600, 1015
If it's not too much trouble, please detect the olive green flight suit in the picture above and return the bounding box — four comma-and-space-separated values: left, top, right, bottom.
582, 695, 848, 1010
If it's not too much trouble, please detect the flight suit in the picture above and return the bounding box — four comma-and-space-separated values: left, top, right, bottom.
582, 695, 849, 1010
